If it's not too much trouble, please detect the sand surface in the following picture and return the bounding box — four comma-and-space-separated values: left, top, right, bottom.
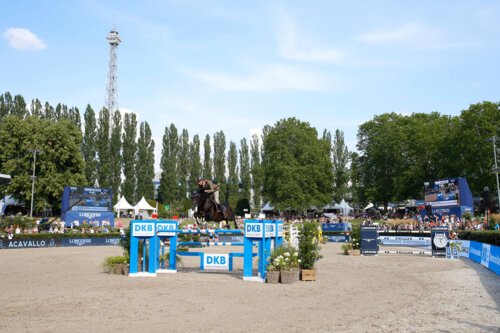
0, 243, 499, 333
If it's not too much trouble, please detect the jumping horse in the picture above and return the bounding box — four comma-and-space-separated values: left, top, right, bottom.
191, 190, 237, 229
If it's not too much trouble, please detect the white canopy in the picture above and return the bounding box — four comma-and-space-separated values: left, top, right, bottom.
338, 199, 353, 216
134, 197, 156, 217
114, 196, 134, 217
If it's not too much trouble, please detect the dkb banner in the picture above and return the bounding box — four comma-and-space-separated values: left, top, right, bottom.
360, 226, 378, 255
431, 227, 449, 256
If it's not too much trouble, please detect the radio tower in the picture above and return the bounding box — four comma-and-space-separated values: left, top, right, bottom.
105, 27, 121, 115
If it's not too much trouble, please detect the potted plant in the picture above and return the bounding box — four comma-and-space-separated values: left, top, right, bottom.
349, 224, 361, 256
341, 242, 353, 255
298, 221, 322, 281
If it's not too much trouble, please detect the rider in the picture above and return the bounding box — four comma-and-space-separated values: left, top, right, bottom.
197, 178, 221, 212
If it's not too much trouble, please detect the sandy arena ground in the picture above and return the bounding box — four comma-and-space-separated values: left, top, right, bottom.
0, 243, 499, 333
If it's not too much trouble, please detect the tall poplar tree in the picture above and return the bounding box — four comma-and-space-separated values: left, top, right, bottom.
110, 110, 122, 202
96, 108, 111, 188
136, 122, 155, 200
239, 138, 251, 202
213, 131, 226, 201
227, 141, 239, 208
332, 129, 350, 203
250, 134, 263, 210
203, 134, 212, 180
82, 105, 97, 186
189, 134, 201, 193
178, 129, 190, 200
158, 124, 179, 204
122, 112, 137, 202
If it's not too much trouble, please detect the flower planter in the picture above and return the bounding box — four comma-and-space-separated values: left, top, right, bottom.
292, 268, 300, 281
280, 270, 295, 284
300, 269, 316, 281
266, 270, 280, 284
122, 265, 129, 276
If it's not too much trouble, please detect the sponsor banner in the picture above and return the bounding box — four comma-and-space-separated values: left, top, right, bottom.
379, 236, 431, 248
203, 254, 229, 270
264, 223, 275, 237
468, 241, 482, 264
245, 221, 263, 238
481, 243, 491, 268
449, 240, 470, 258
431, 227, 449, 256
0, 238, 58, 249
322, 223, 349, 232
217, 235, 244, 243
131, 221, 155, 237
156, 221, 177, 237
361, 226, 378, 255
326, 235, 350, 243
65, 211, 115, 227
0, 237, 120, 250
489, 245, 500, 275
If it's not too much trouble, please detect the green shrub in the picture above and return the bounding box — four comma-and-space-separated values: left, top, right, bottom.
298, 221, 322, 269
458, 230, 500, 246
11, 232, 121, 239
102, 255, 127, 274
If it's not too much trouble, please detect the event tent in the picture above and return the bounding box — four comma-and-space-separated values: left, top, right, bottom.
134, 197, 156, 217
114, 196, 135, 218
337, 199, 353, 216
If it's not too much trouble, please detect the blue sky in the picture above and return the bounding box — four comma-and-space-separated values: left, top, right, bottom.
2, 0, 500, 168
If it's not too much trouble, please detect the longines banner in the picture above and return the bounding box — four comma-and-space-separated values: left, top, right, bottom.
431, 227, 449, 256
0, 237, 121, 250
360, 226, 379, 255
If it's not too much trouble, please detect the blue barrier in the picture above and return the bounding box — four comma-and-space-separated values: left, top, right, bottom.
129, 219, 284, 282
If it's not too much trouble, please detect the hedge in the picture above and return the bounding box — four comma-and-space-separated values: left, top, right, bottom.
1, 232, 121, 240
458, 230, 500, 246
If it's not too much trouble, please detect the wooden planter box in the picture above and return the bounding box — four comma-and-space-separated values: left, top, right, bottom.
300, 269, 316, 281
266, 271, 280, 284
280, 270, 295, 284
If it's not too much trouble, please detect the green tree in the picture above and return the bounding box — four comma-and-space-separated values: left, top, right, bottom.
262, 118, 333, 211
82, 105, 98, 186
356, 113, 405, 209
189, 134, 201, 193
250, 134, 263, 210
213, 131, 227, 201
136, 122, 155, 201
110, 110, 122, 202
122, 112, 137, 202
178, 129, 190, 200
455, 102, 500, 194
0, 116, 86, 213
203, 134, 212, 180
239, 138, 251, 208
158, 124, 179, 204
96, 108, 111, 188
227, 141, 239, 208
332, 129, 350, 203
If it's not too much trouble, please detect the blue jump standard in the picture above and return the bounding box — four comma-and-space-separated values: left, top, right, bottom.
128, 219, 283, 282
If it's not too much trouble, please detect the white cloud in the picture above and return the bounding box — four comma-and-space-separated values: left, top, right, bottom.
359, 22, 434, 44
3, 27, 46, 50
276, 9, 347, 63
187, 64, 331, 92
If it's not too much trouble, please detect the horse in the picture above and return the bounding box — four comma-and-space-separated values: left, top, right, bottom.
191, 190, 237, 229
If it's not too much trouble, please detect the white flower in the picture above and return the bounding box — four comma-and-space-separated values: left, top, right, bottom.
293, 252, 298, 256
284, 252, 290, 257
285, 258, 289, 262
298, 259, 302, 263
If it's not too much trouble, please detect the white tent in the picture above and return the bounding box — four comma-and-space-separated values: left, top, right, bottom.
114, 196, 135, 218
134, 197, 156, 218
338, 199, 353, 216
